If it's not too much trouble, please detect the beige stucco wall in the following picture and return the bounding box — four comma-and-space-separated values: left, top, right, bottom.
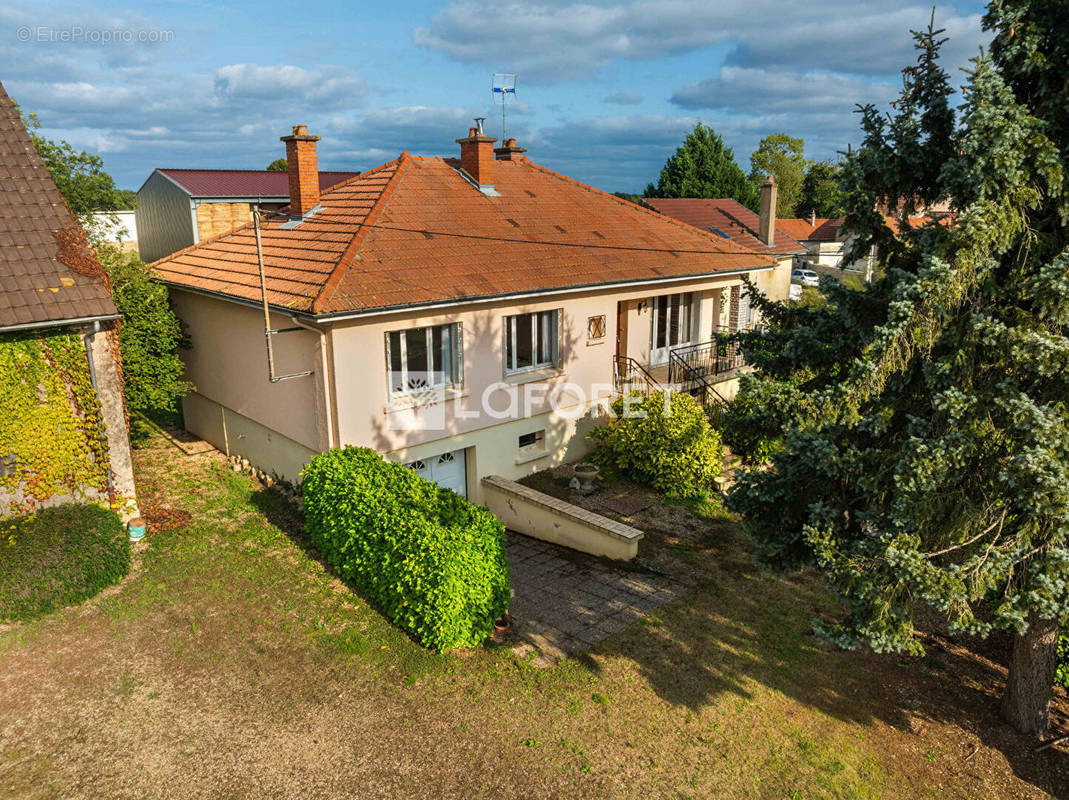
754, 257, 793, 304
171, 291, 326, 456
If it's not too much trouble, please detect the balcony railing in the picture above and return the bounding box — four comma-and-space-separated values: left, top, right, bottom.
613, 355, 661, 398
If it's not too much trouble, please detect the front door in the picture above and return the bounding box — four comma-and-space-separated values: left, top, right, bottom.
649, 292, 696, 365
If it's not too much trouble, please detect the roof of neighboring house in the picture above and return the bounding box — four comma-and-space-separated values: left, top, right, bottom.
0, 82, 117, 331
778, 217, 844, 242
150, 168, 359, 199
153, 153, 775, 317
642, 198, 807, 257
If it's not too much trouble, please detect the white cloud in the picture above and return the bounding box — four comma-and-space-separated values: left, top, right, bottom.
413, 1, 987, 83
605, 90, 643, 105
212, 64, 366, 108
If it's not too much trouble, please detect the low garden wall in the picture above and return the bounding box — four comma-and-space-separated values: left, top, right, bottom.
481, 475, 643, 561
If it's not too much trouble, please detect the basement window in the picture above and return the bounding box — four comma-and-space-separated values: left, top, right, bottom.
386, 323, 462, 397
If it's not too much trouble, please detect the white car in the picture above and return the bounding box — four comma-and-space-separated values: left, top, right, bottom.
792, 268, 819, 287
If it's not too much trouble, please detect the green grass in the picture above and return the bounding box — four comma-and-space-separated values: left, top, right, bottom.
0, 503, 129, 621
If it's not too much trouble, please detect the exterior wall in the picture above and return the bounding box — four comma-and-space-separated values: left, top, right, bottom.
171, 290, 325, 480
89, 323, 138, 517
481, 475, 643, 560
194, 202, 252, 242
753, 257, 793, 304
136, 171, 196, 263
182, 392, 317, 481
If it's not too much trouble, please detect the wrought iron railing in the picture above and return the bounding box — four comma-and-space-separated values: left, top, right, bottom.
666, 348, 729, 409
612, 355, 661, 399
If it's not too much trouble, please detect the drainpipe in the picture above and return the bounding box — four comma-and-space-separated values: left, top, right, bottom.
287, 314, 337, 450
83, 321, 115, 496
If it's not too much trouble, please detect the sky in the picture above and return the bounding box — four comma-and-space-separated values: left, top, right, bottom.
1, 1, 991, 193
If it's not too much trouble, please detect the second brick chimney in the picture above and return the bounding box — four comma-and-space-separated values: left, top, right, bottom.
280, 124, 321, 217
759, 175, 777, 247
494, 137, 527, 161
456, 119, 497, 190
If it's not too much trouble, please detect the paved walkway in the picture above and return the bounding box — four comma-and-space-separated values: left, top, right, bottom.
505, 532, 686, 665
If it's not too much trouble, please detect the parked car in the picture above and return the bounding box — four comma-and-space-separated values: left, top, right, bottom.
792, 268, 819, 287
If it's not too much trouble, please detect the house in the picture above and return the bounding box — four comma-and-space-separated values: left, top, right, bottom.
87, 209, 138, 252
135, 166, 358, 263
643, 178, 804, 324
151, 124, 776, 502
777, 215, 866, 273
0, 82, 137, 517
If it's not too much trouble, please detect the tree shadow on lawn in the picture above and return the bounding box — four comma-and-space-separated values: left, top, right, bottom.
587, 538, 1068, 798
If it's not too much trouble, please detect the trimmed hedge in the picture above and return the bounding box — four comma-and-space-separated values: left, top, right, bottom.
589, 391, 722, 499
0, 503, 130, 621
301, 447, 510, 650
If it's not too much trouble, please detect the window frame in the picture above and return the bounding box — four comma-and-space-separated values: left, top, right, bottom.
384, 322, 463, 399
503, 309, 562, 375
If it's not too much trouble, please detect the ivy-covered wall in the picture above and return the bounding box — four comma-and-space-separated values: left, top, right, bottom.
0, 329, 112, 516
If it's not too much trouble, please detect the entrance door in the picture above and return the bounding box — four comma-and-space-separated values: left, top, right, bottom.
649, 292, 696, 365
406, 448, 467, 497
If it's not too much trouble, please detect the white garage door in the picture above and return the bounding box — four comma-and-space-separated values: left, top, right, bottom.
406, 448, 467, 498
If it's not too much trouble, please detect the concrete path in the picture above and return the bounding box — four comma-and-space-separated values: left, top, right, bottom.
505, 532, 686, 666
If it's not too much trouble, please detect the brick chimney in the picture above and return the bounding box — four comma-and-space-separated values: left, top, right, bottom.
494, 137, 527, 161
759, 175, 777, 246
280, 124, 321, 217
456, 119, 497, 189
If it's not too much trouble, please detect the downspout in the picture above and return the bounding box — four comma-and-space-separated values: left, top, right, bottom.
287, 314, 337, 450
83, 320, 115, 497
254, 206, 313, 383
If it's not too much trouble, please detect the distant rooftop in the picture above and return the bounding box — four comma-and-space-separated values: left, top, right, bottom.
149, 168, 359, 199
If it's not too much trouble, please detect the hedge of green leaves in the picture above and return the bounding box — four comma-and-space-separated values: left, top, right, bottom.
301, 447, 510, 650
0, 503, 130, 621
589, 391, 722, 499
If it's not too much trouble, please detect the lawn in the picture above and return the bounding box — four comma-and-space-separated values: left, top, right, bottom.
0, 433, 1064, 799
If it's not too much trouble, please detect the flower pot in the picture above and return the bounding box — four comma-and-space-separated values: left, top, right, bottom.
127, 517, 147, 543
492, 616, 511, 638
573, 462, 600, 492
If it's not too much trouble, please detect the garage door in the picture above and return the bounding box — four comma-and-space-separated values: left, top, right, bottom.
406, 448, 467, 498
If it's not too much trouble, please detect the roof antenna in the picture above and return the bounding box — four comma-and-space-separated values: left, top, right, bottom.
491, 73, 517, 140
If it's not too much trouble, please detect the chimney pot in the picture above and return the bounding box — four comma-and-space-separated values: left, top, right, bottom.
280, 124, 321, 217
759, 175, 777, 247
494, 136, 527, 161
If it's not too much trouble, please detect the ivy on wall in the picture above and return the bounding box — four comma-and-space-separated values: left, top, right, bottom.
0, 330, 111, 515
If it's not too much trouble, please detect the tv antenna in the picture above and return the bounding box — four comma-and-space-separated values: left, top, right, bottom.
491, 73, 517, 139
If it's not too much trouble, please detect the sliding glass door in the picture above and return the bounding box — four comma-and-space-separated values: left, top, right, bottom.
649, 292, 697, 365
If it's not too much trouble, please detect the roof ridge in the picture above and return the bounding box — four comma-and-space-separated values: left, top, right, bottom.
312, 151, 412, 313
521, 160, 772, 262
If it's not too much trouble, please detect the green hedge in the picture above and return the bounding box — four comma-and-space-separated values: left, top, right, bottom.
0, 504, 130, 621
301, 447, 510, 650
589, 391, 722, 498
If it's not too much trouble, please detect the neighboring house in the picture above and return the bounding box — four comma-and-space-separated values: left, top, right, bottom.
643, 178, 804, 325
135, 167, 358, 263
0, 82, 137, 517
87, 209, 138, 252
152, 125, 776, 501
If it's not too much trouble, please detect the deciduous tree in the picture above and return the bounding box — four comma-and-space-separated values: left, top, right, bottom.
748, 133, 808, 217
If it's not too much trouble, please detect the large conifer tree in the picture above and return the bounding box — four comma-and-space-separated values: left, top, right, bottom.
725, 3, 1068, 735
644, 123, 760, 211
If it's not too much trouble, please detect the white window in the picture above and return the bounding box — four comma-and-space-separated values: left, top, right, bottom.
386, 323, 461, 396
518, 430, 544, 450
504, 309, 560, 374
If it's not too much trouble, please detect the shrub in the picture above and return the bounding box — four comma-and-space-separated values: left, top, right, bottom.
98, 245, 192, 418
0, 504, 130, 621
589, 391, 722, 498
301, 447, 510, 650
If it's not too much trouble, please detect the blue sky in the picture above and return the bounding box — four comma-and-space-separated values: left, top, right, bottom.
2, 0, 990, 193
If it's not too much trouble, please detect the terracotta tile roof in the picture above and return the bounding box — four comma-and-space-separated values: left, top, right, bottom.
776, 217, 828, 241
643, 198, 806, 257
154, 168, 358, 198
153, 153, 774, 316
0, 82, 117, 331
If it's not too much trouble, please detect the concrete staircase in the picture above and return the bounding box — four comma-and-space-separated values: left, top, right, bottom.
715, 445, 743, 493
